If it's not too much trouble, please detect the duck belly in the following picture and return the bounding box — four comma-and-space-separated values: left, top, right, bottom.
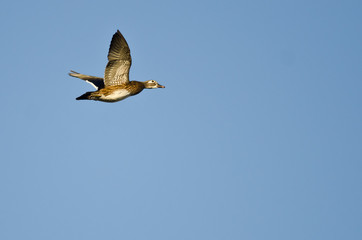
100, 89, 131, 102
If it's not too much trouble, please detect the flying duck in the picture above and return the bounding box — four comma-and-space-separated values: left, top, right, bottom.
69, 30, 165, 102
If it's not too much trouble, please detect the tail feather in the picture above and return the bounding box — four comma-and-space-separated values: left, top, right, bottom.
76, 92, 92, 100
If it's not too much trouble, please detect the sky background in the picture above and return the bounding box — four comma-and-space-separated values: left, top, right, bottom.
0, 0, 361, 239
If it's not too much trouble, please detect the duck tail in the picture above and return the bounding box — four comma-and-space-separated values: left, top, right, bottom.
76, 92, 92, 100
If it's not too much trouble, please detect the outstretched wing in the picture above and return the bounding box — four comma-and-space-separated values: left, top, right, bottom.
104, 30, 132, 87
69, 70, 105, 89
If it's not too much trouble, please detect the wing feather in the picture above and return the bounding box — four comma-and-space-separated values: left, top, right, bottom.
69, 70, 105, 89
104, 30, 132, 86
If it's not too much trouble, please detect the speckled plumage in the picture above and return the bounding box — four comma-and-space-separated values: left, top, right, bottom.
69, 30, 165, 103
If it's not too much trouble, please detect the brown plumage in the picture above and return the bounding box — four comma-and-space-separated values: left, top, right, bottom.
69, 30, 165, 103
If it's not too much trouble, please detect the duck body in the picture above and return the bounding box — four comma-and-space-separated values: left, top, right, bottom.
69, 30, 165, 103
76, 81, 145, 102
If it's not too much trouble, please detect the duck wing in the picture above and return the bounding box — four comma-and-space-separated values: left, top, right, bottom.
104, 30, 132, 87
69, 70, 105, 89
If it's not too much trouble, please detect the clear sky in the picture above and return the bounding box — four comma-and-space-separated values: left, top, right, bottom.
0, 0, 361, 239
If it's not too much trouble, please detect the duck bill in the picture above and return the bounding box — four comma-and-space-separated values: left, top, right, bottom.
158, 84, 165, 88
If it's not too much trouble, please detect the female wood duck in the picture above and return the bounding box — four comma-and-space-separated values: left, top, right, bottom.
69, 30, 165, 102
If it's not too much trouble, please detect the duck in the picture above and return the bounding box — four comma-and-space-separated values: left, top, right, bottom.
69, 30, 165, 102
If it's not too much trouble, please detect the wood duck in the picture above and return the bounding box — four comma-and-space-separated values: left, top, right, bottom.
69, 30, 165, 102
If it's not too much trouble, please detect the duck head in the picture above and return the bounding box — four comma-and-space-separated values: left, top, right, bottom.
143, 80, 165, 89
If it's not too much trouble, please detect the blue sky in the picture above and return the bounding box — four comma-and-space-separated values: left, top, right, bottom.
1, 0, 361, 239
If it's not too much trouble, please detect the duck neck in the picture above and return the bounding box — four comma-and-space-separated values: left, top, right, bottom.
129, 81, 145, 96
